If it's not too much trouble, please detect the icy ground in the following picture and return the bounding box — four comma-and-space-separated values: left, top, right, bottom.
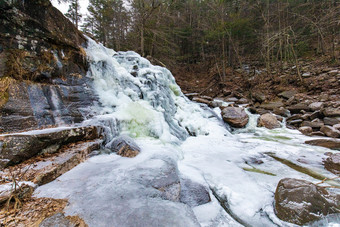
35, 38, 340, 226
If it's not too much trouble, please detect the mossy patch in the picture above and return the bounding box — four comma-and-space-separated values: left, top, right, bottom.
0, 77, 13, 107
169, 84, 181, 96
243, 167, 276, 176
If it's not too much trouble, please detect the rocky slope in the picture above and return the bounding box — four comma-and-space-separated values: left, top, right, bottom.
0, 0, 96, 133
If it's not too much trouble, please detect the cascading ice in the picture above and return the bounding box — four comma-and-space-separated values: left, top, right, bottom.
85, 38, 218, 142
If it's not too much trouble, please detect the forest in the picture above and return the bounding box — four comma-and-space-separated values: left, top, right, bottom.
64, 0, 340, 75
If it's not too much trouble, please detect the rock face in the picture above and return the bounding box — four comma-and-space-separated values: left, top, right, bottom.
106, 135, 141, 158
275, 178, 340, 225
0, 126, 102, 168
0, 1, 96, 133
221, 107, 249, 128
257, 113, 281, 129
323, 153, 340, 176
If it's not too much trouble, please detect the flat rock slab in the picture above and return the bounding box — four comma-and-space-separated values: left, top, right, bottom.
305, 139, 340, 150
1, 139, 102, 186
0, 126, 103, 168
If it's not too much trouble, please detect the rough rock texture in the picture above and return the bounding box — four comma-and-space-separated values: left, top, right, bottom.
287, 103, 311, 114
298, 126, 313, 135
320, 126, 340, 138
179, 178, 211, 207
221, 107, 249, 128
309, 102, 324, 111
0, 0, 97, 133
257, 113, 281, 129
305, 139, 340, 150
275, 178, 340, 225
323, 153, 340, 176
106, 135, 141, 158
0, 126, 103, 168
323, 108, 340, 117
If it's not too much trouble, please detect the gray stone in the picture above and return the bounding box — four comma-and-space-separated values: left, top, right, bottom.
309, 102, 324, 111
320, 126, 340, 138
287, 103, 311, 114
257, 113, 281, 129
323, 108, 340, 117
275, 178, 340, 225
260, 100, 284, 110
180, 178, 211, 207
323, 153, 340, 176
221, 107, 249, 128
106, 135, 141, 158
301, 121, 324, 129
298, 126, 313, 135
0, 126, 102, 168
278, 90, 297, 99
253, 92, 266, 103
305, 139, 340, 150
39, 213, 72, 227
324, 117, 340, 126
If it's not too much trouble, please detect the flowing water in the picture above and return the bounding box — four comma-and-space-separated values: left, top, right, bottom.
35, 38, 340, 226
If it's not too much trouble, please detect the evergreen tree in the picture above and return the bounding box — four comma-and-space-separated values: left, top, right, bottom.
64, 0, 82, 29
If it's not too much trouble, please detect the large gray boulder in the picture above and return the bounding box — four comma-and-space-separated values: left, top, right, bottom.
0, 126, 102, 168
179, 178, 211, 207
275, 178, 340, 225
221, 107, 249, 128
257, 113, 281, 129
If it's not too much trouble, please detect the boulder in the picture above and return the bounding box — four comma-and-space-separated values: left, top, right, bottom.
257, 113, 281, 129
310, 111, 322, 120
278, 90, 297, 100
273, 108, 290, 117
305, 139, 340, 150
192, 97, 211, 106
298, 126, 313, 135
260, 100, 284, 110
334, 124, 340, 131
324, 117, 340, 126
301, 121, 324, 130
311, 131, 325, 137
287, 103, 311, 114
107, 135, 141, 158
179, 178, 211, 207
0, 126, 102, 168
252, 92, 266, 103
323, 153, 340, 176
323, 108, 340, 117
274, 178, 340, 225
309, 102, 324, 111
320, 126, 340, 138
221, 107, 249, 128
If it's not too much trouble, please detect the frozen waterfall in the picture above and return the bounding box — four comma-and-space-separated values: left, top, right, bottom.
35, 38, 340, 227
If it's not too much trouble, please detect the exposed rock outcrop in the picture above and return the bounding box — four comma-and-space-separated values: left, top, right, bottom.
0, 126, 103, 168
275, 178, 340, 225
0, 0, 96, 133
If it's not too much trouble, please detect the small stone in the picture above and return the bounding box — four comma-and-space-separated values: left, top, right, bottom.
324, 117, 340, 126
311, 131, 325, 137
320, 126, 340, 138
278, 90, 297, 99
107, 135, 141, 158
257, 113, 281, 129
302, 72, 311, 77
323, 108, 340, 117
298, 126, 313, 135
309, 102, 324, 111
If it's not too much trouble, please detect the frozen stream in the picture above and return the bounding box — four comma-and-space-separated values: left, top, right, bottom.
35, 38, 340, 226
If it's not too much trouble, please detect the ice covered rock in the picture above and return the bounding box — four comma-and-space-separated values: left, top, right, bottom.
274, 178, 340, 225
106, 135, 141, 158
221, 107, 249, 128
257, 113, 281, 129
323, 153, 340, 176
179, 178, 211, 207
0, 126, 102, 168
